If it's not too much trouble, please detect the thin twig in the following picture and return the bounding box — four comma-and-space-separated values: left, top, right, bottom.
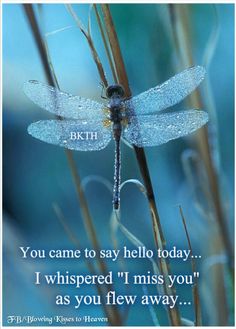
66, 4, 108, 88
93, 4, 118, 84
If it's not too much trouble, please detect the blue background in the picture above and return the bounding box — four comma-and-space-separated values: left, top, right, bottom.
3, 4, 234, 326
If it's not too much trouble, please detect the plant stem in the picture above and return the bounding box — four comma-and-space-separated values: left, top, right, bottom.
169, 4, 233, 273
94, 4, 118, 84
66, 4, 108, 87
168, 4, 232, 325
100, 5, 130, 97
23, 5, 54, 86
100, 4, 181, 326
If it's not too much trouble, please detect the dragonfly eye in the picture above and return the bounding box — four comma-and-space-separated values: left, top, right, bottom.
106, 84, 125, 98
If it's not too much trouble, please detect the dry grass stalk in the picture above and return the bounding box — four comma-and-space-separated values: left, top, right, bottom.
93, 4, 118, 84
66, 4, 108, 87
168, 4, 232, 324
100, 4, 181, 326
23, 4, 122, 325
168, 4, 233, 273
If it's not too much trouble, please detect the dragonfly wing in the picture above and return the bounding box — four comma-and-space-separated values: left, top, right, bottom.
28, 119, 112, 151
124, 66, 206, 115
123, 110, 208, 147
24, 81, 104, 120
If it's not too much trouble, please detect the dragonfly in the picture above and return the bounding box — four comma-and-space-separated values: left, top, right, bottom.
24, 65, 208, 210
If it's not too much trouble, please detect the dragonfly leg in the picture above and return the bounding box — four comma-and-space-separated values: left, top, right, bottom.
99, 82, 107, 100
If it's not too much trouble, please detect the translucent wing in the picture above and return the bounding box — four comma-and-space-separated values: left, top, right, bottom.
28, 119, 112, 151
123, 110, 208, 147
24, 80, 104, 120
125, 66, 206, 115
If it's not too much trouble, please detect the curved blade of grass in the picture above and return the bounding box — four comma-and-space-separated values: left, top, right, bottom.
120, 179, 147, 195
202, 251, 229, 325
81, 175, 113, 193
110, 178, 146, 252
181, 149, 215, 221
142, 285, 161, 326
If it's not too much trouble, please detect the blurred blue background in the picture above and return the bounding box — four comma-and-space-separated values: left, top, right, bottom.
3, 4, 234, 326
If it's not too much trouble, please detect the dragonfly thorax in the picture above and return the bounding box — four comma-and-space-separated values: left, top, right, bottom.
107, 85, 124, 111
107, 84, 126, 125
110, 106, 124, 124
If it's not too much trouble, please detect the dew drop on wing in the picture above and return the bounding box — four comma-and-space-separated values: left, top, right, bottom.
23, 80, 105, 120
123, 110, 208, 147
124, 66, 206, 116
27, 119, 112, 151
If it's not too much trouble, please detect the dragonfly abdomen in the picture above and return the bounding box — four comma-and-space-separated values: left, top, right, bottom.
113, 137, 121, 210
107, 85, 125, 210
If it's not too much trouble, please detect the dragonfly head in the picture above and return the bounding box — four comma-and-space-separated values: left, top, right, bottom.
106, 84, 125, 98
